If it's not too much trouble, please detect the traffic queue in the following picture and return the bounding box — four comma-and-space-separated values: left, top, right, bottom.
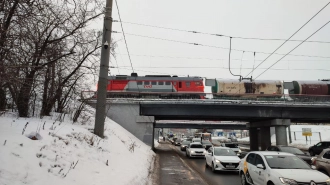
169, 135, 330, 185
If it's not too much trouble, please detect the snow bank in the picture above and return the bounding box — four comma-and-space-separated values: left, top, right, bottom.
0, 106, 155, 185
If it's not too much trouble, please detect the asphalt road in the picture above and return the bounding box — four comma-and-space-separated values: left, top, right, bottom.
156, 141, 241, 185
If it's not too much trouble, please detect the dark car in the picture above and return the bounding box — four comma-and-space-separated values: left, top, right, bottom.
180, 140, 191, 151
308, 141, 330, 156
201, 140, 213, 150
266, 145, 312, 165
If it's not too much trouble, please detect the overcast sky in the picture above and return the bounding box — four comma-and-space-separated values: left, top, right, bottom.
99, 0, 330, 81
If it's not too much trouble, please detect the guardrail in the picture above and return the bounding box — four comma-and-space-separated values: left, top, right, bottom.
81, 91, 330, 105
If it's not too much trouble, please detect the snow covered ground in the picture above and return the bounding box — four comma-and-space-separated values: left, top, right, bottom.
236, 125, 330, 150
0, 106, 155, 185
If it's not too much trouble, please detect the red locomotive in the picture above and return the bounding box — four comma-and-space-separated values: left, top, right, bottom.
105, 73, 205, 99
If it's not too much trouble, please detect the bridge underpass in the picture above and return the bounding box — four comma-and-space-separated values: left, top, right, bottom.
86, 99, 330, 150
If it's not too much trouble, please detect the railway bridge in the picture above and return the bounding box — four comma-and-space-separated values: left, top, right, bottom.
86, 98, 330, 151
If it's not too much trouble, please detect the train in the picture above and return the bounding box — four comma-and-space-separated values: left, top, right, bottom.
207, 79, 330, 98
100, 73, 330, 99
105, 73, 204, 98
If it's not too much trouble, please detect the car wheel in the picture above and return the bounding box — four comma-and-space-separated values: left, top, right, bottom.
309, 150, 314, 156
241, 173, 247, 185
211, 162, 216, 173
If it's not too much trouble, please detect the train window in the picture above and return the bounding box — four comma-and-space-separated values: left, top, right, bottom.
159, 81, 164, 85
151, 81, 157, 85
186, 82, 191, 87
179, 82, 182, 88
165, 81, 171, 85
144, 81, 150, 85
137, 81, 142, 85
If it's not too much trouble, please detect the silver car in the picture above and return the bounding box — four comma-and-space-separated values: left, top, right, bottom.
312, 148, 330, 176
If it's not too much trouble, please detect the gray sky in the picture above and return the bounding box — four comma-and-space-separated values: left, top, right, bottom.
102, 0, 330, 81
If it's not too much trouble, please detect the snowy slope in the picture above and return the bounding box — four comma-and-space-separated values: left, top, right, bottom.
0, 106, 155, 185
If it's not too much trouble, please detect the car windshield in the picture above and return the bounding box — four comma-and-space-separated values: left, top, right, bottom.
225, 144, 238, 148
214, 148, 236, 156
182, 141, 191, 145
190, 144, 203, 148
279, 147, 304, 155
202, 141, 211, 144
264, 155, 310, 169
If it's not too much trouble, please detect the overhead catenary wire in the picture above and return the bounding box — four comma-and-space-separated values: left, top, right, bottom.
112, 20, 330, 44
114, 0, 134, 72
245, 1, 330, 78
254, 20, 330, 80
112, 32, 330, 59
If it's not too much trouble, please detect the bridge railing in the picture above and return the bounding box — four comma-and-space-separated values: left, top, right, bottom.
81, 91, 330, 104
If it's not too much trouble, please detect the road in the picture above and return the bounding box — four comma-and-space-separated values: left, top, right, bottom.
156, 141, 241, 185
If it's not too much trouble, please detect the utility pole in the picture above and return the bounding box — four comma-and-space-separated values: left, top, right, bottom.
94, 0, 113, 138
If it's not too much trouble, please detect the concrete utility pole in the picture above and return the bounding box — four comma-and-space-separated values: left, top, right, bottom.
94, 0, 113, 138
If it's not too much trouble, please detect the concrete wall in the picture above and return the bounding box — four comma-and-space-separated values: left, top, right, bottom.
89, 102, 155, 146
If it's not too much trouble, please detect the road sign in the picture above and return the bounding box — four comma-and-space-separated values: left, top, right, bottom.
302, 128, 312, 136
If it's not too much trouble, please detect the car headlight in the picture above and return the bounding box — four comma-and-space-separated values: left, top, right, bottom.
215, 160, 221, 163
279, 177, 298, 185
326, 178, 330, 185
190, 151, 194, 154
203, 151, 207, 154
238, 149, 241, 153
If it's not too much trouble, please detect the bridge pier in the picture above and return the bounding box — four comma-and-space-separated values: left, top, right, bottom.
249, 128, 259, 151
88, 102, 155, 146
247, 119, 291, 150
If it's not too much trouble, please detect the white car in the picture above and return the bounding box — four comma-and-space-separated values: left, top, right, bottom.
192, 138, 202, 143
239, 151, 330, 185
186, 142, 206, 158
205, 147, 241, 172
220, 143, 242, 156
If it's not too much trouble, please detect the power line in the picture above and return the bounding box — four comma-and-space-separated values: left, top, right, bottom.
255, 20, 330, 79
112, 20, 330, 44
112, 32, 330, 59
114, 53, 330, 61
114, 0, 134, 72
112, 66, 330, 71
245, 1, 330, 78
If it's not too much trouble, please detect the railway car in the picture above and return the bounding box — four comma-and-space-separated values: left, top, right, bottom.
291, 80, 330, 95
209, 79, 283, 99
105, 73, 205, 98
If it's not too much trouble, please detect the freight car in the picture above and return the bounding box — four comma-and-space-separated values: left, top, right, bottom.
291, 80, 330, 95
105, 73, 205, 99
208, 79, 283, 99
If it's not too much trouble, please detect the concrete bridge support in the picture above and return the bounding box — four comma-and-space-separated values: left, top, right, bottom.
247, 119, 291, 150
89, 102, 155, 146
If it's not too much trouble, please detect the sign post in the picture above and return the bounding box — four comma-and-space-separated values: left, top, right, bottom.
302, 128, 312, 144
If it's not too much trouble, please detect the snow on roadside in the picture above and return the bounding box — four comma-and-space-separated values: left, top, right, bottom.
237, 125, 330, 150
0, 106, 155, 185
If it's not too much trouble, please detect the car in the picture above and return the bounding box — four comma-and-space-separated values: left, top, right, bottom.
312, 148, 330, 176
180, 140, 191, 151
201, 140, 213, 150
186, 142, 207, 158
266, 145, 312, 165
220, 143, 242, 156
192, 138, 202, 143
309, 141, 330, 156
205, 147, 241, 172
239, 151, 330, 185
174, 138, 182, 146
